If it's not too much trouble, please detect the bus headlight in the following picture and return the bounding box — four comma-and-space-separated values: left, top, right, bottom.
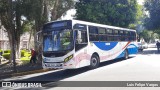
64, 54, 73, 62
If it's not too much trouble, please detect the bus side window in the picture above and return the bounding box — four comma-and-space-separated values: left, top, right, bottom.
106, 29, 113, 41
128, 31, 132, 41
119, 30, 124, 41
133, 31, 136, 41
89, 26, 99, 41
114, 30, 119, 41
76, 30, 88, 44
98, 27, 107, 41
75, 30, 88, 51
125, 31, 129, 41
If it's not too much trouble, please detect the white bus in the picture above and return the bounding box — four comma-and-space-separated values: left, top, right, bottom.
41, 20, 138, 69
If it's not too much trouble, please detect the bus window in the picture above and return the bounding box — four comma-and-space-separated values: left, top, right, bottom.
132, 31, 136, 41
114, 30, 119, 41
128, 31, 132, 41
98, 28, 107, 41
107, 29, 114, 41
76, 30, 88, 43
75, 29, 88, 51
89, 26, 99, 41
120, 30, 125, 41
124, 31, 129, 41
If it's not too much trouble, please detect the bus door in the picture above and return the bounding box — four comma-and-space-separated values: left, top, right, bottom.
74, 29, 88, 67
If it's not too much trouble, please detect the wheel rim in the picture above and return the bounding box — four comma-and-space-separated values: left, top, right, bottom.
91, 57, 98, 66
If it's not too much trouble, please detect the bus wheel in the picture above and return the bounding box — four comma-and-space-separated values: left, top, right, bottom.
89, 54, 99, 69
124, 50, 129, 60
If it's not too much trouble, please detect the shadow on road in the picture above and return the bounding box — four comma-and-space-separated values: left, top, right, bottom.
11, 58, 131, 82
3, 57, 134, 89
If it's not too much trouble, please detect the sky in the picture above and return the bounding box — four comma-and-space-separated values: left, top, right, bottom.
62, 0, 144, 20
137, 0, 144, 5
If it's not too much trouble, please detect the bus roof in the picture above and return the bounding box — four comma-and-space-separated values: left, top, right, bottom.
45, 19, 136, 32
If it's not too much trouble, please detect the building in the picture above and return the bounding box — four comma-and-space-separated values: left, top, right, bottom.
0, 26, 10, 50
0, 26, 33, 50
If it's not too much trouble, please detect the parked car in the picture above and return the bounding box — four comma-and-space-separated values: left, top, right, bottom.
142, 43, 148, 49
138, 42, 145, 51
138, 42, 148, 51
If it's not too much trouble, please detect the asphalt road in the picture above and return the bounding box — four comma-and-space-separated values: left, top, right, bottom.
1, 47, 160, 90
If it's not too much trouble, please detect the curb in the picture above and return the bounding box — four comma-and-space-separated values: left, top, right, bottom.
0, 68, 55, 80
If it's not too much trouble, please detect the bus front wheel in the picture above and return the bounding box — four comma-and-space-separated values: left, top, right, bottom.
89, 54, 100, 69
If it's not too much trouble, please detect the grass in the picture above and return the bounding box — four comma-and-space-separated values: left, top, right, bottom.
20, 56, 31, 64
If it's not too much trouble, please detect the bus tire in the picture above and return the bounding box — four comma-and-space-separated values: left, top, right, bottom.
124, 50, 129, 60
89, 54, 100, 69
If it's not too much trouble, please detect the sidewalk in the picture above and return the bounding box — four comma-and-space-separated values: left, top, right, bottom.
0, 60, 53, 80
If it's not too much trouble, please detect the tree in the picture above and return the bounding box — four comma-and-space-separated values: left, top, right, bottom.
75, 0, 138, 28
21, 0, 74, 62
0, 0, 29, 58
0, 0, 75, 67
0, 0, 17, 72
140, 30, 159, 43
144, 0, 160, 34
50, 0, 74, 20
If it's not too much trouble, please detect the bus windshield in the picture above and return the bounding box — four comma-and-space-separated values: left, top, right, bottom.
43, 29, 73, 52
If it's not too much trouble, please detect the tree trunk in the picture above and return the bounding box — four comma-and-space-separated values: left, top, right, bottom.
16, 38, 21, 59
51, 0, 59, 20
7, 31, 12, 63
28, 29, 33, 50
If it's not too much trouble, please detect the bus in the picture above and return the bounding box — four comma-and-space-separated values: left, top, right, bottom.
41, 20, 138, 69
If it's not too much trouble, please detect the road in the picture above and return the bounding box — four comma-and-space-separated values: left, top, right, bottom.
1, 47, 160, 90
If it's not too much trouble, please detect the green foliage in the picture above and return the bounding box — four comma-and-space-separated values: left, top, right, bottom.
2, 53, 10, 60
1, 50, 11, 60
4, 50, 11, 53
20, 50, 31, 64
139, 30, 159, 42
75, 0, 138, 28
21, 50, 31, 57
21, 50, 26, 57
144, 0, 160, 31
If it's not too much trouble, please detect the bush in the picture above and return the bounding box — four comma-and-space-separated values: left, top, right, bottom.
20, 51, 31, 64
2, 53, 10, 60
4, 50, 11, 53
21, 50, 26, 57
0, 49, 3, 55
24, 52, 31, 57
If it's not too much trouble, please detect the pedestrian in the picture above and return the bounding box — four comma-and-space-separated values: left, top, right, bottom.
30, 48, 37, 66
156, 41, 160, 52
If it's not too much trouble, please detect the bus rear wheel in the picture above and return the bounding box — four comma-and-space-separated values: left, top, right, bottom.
124, 50, 129, 60
89, 54, 100, 69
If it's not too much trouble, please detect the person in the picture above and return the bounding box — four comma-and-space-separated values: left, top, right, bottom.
30, 48, 37, 66
156, 41, 160, 52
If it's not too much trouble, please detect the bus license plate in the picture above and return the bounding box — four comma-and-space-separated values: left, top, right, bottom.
46, 63, 62, 67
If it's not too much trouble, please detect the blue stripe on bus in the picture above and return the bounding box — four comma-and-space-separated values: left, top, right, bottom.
94, 42, 118, 51
116, 44, 138, 59
127, 44, 138, 55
